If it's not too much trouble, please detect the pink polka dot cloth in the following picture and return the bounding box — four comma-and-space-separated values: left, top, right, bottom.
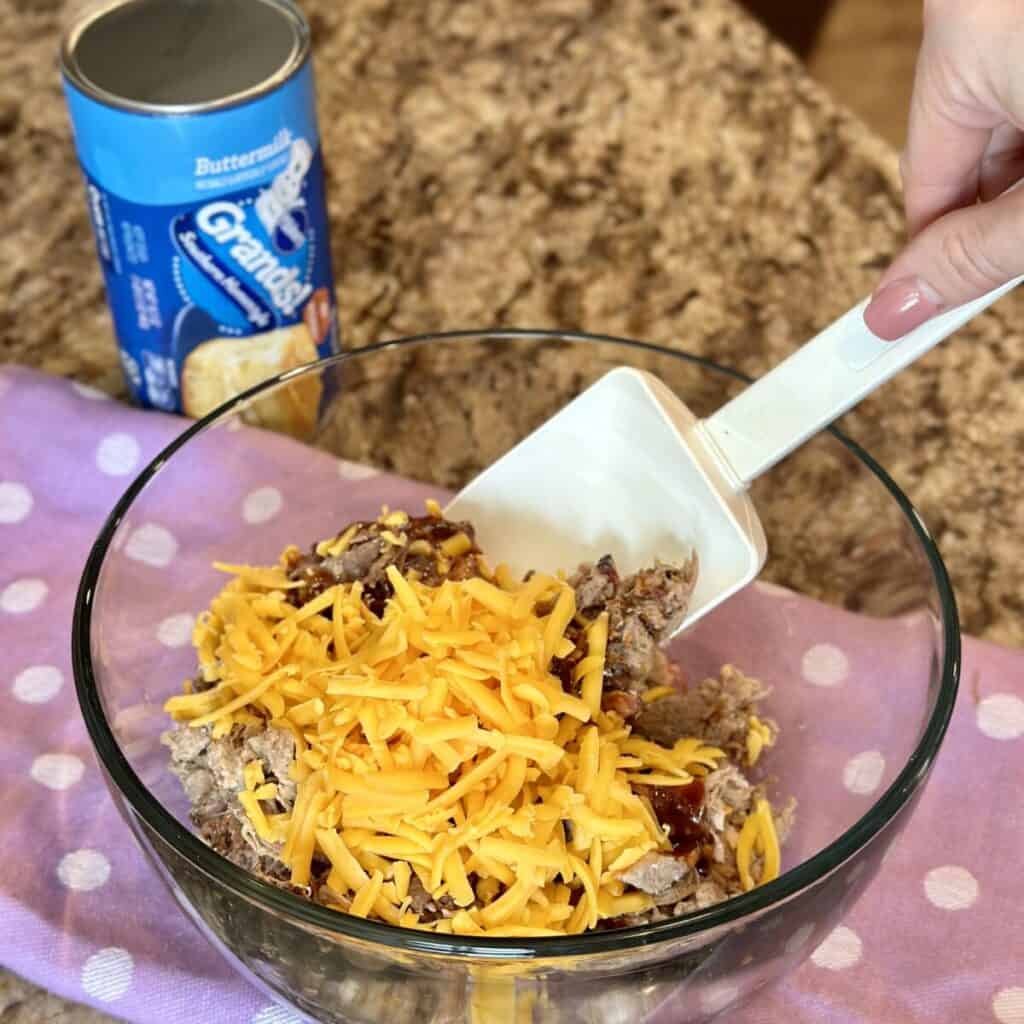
2, 365, 1023, 1023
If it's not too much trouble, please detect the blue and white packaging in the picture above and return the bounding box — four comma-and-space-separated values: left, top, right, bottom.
61, 0, 338, 425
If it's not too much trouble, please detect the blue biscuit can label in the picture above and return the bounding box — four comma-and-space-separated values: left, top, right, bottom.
61, 0, 338, 429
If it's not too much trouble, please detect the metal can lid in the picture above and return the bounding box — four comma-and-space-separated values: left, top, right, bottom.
61, 0, 310, 115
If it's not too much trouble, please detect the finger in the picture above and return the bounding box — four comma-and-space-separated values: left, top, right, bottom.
900, 37, 999, 236
978, 122, 1024, 201
864, 184, 1024, 339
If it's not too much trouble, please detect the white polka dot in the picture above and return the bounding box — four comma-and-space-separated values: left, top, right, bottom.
337, 459, 379, 480
12, 664, 64, 703
124, 523, 178, 568
157, 612, 195, 647
842, 750, 886, 795
251, 1006, 304, 1024
95, 433, 141, 476
81, 947, 133, 1002
0, 482, 33, 524
977, 694, 1024, 741
1, 577, 47, 613
785, 922, 816, 955
923, 865, 978, 910
58, 849, 111, 891
993, 987, 1024, 1024
699, 981, 739, 1015
242, 486, 284, 525
71, 381, 109, 401
811, 925, 862, 970
31, 753, 85, 790
801, 643, 850, 687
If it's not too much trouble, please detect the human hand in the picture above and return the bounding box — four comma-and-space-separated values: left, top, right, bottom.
863, 0, 1024, 340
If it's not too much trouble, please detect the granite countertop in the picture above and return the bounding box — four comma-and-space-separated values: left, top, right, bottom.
1, 0, 1021, 1017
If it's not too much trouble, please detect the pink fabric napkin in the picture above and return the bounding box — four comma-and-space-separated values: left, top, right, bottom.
1, 364, 1022, 1024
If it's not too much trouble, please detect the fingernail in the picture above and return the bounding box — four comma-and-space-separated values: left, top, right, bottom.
864, 277, 944, 340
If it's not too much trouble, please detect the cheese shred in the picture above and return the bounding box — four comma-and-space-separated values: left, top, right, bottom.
736, 797, 781, 891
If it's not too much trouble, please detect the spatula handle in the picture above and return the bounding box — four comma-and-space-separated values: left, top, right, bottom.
701, 276, 1023, 487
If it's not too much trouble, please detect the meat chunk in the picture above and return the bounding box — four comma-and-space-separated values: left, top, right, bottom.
179, 767, 216, 806
572, 555, 619, 612
167, 722, 327, 900
406, 876, 459, 922
607, 614, 659, 684
604, 559, 696, 686
568, 554, 698, 702
772, 797, 798, 845
618, 853, 690, 896
246, 727, 298, 807
321, 537, 383, 583
205, 733, 247, 793
196, 810, 250, 863
162, 724, 242, 814
162, 724, 210, 763
196, 811, 291, 886
703, 764, 754, 833
601, 689, 641, 718
196, 807, 330, 900
163, 722, 298, 820
693, 879, 730, 909
616, 559, 698, 639
285, 513, 486, 613
633, 665, 773, 762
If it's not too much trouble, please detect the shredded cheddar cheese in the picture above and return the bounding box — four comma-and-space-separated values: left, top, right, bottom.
735, 797, 781, 891
165, 507, 780, 935
745, 714, 775, 767
640, 685, 677, 704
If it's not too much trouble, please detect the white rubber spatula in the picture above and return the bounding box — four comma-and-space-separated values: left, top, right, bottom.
447, 278, 1021, 634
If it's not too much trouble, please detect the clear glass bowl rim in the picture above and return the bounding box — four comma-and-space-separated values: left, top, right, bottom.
72, 329, 961, 959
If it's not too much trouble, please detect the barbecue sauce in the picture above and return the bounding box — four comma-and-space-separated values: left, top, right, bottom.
644, 779, 709, 856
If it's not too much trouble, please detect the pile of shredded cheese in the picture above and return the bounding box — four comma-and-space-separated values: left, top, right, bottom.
165, 511, 780, 936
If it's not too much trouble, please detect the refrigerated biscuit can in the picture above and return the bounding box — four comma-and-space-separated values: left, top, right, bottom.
61, 0, 339, 430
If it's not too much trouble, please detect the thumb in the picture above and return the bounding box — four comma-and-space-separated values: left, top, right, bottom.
864, 183, 1024, 340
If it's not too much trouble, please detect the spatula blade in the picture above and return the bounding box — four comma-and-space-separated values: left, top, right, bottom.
446, 367, 766, 633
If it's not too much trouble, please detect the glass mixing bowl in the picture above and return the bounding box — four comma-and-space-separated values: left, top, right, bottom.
73, 332, 959, 1023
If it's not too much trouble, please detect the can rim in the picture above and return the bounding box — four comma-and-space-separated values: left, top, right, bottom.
60, 0, 310, 116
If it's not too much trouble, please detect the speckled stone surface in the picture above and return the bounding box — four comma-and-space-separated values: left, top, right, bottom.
0, 0, 1020, 1016
0, 971, 110, 1024
3, 0, 1022, 648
